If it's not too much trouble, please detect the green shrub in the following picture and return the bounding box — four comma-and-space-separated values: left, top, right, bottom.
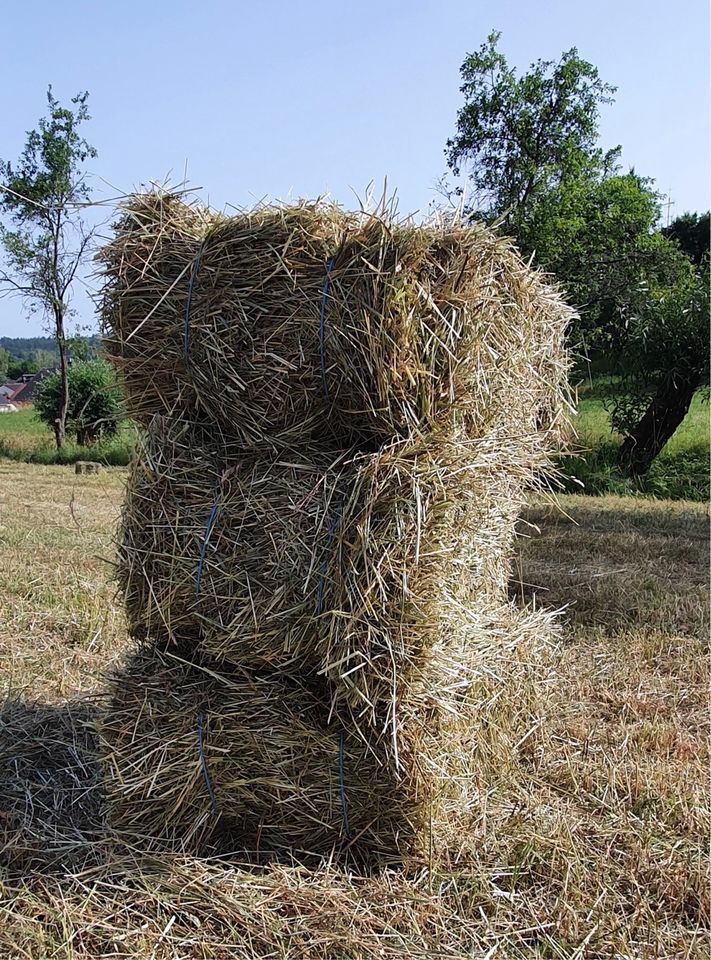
34, 359, 124, 446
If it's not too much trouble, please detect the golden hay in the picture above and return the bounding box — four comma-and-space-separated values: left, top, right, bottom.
98, 190, 573, 861
118, 416, 545, 719
99, 193, 572, 453
100, 604, 557, 865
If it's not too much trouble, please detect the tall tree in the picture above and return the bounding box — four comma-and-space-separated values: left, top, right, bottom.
446, 31, 619, 234
610, 215, 710, 475
0, 88, 97, 448
446, 35, 707, 475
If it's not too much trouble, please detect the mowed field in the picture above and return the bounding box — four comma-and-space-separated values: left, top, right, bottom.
0, 460, 708, 958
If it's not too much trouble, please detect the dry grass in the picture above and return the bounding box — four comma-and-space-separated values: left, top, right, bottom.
0, 462, 708, 958
0, 462, 128, 700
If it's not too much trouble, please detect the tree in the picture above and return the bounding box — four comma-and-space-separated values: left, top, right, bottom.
444, 33, 655, 350
610, 213, 710, 475
446, 31, 619, 234
0, 347, 9, 380
663, 211, 710, 266
34, 358, 124, 446
613, 260, 709, 475
7, 357, 39, 379
445, 34, 707, 476
0, 87, 97, 448
523, 171, 669, 344
67, 334, 92, 361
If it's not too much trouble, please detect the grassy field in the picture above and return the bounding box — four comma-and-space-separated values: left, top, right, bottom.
0, 408, 134, 465
0, 461, 707, 958
564, 384, 709, 501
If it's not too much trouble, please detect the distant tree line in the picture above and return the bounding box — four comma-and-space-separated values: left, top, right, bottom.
0, 335, 60, 359
0, 335, 101, 381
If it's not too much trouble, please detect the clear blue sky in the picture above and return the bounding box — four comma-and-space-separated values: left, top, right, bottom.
1, 0, 708, 337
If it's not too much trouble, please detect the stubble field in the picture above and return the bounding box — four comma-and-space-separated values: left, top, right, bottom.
0, 461, 707, 959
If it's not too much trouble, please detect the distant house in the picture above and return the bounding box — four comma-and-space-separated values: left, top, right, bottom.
0, 401, 18, 413
2, 368, 57, 406
0, 382, 20, 400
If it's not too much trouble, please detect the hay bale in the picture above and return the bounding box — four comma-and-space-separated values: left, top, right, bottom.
75, 461, 101, 475
98, 191, 573, 862
100, 604, 557, 863
101, 651, 410, 862
99, 193, 572, 452
117, 416, 540, 718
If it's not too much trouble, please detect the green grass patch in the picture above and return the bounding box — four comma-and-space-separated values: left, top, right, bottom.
560, 389, 709, 501
0, 408, 134, 466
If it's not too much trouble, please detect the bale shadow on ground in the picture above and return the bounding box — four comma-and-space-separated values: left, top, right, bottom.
0, 698, 106, 875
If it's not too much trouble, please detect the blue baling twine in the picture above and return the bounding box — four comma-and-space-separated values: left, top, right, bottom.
338, 730, 350, 837
195, 500, 220, 596
319, 257, 335, 402
197, 708, 219, 815
183, 242, 205, 363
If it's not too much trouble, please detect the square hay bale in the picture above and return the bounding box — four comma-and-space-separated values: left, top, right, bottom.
118, 417, 542, 719
99, 193, 572, 453
100, 604, 557, 865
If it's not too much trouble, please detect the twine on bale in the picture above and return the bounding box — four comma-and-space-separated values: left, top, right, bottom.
197, 708, 219, 815
195, 498, 220, 597
319, 256, 335, 402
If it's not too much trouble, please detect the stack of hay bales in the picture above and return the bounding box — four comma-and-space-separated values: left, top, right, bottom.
99, 193, 572, 864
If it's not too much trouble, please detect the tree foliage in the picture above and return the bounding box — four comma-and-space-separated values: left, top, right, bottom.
0, 87, 96, 448
611, 218, 709, 475
446, 31, 618, 232
7, 357, 40, 380
662, 211, 710, 266
446, 34, 708, 474
524, 171, 676, 343
34, 358, 124, 446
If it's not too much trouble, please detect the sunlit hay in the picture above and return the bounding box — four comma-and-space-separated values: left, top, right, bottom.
100, 604, 557, 865
99, 190, 573, 863
99, 192, 573, 454
117, 416, 551, 721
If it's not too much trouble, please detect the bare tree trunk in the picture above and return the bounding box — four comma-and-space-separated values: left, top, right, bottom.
618, 376, 697, 477
54, 306, 70, 450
